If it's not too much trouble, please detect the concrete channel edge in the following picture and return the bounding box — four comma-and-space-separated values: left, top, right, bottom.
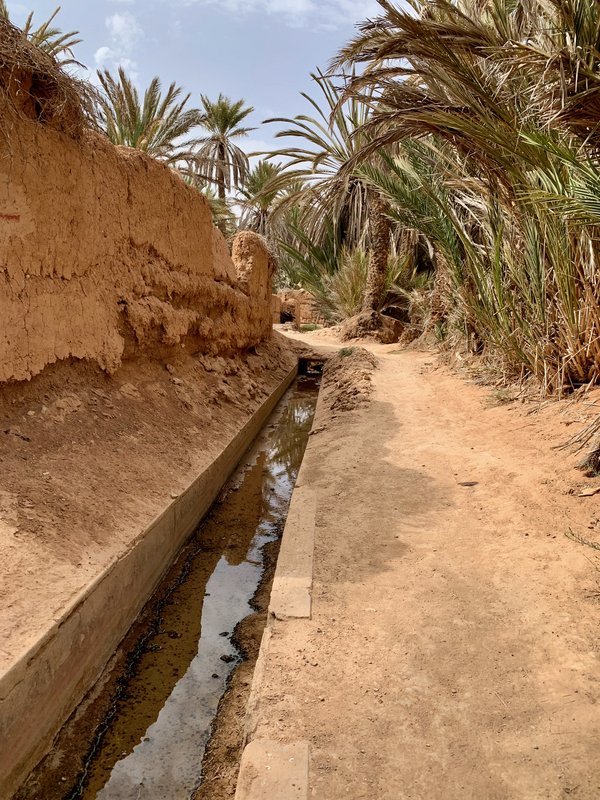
0, 364, 298, 800
269, 485, 316, 621
235, 397, 322, 800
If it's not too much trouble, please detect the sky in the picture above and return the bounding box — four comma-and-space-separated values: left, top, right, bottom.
6, 0, 384, 155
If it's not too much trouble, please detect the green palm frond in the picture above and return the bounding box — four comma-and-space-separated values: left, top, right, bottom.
263, 69, 383, 254
95, 68, 202, 163
238, 160, 286, 237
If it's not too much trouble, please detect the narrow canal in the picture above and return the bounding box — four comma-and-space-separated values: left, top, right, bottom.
18, 375, 318, 800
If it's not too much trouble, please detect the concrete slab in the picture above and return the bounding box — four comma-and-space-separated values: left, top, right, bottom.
234, 739, 309, 800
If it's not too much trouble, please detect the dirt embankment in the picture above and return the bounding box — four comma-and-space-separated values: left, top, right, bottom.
321, 347, 377, 412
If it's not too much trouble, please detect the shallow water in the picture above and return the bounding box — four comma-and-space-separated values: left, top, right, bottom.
67, 377, 318, 800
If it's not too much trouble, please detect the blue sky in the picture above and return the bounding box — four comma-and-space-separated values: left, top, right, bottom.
7, 0, 383, 154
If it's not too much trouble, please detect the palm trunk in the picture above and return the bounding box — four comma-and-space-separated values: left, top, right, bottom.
363, 193, 392, 313
217, 142, 226, 202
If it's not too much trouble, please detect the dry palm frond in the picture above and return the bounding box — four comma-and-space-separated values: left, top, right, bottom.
565, 527, 600, 552
557, 415, 600, 453
0, 16, 92, 137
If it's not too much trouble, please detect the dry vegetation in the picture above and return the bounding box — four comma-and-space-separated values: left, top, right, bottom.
0, 17, 94, 137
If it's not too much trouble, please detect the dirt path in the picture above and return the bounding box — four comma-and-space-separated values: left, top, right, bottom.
246, 334, 600, 799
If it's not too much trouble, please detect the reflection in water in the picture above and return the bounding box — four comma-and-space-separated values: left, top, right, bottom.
70, 377, 318, 800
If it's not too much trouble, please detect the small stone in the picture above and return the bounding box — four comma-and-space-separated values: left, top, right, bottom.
220, 654, 235, 664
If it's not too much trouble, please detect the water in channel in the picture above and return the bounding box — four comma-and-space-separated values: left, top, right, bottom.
67, 375, 318, 800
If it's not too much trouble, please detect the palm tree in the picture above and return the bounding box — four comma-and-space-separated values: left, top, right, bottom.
0, 3, 81, 61
331, 0, 600, 388
96, 68, 202, 163
196, 94, 254, 202
265, 69, 393, 314
266, 70, 373, 250
238, 160, 286, 236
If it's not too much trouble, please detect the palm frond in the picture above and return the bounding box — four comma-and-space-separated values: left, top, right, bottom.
95, 68, 202, 163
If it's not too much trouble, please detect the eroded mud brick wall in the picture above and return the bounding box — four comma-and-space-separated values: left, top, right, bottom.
0, 82, 274, 383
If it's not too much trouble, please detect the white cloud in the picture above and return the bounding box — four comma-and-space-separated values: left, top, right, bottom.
94, 11, 144, 78
106, 11, 144, 52
185, 0, 382, 29
323, 0, 382, 24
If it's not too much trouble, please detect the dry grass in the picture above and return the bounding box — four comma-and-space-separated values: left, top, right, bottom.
565, 527, 600, 553
0, 17, 95, 138
557, 416, 600, 455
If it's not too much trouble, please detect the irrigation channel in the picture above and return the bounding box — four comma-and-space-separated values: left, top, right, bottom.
18, 373, 319, 800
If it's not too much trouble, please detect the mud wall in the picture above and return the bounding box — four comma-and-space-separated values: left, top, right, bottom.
279, 289, 324, 325
0, 98, 275, 383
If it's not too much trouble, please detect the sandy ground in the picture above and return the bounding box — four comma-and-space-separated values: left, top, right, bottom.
0, 334, 296, 677
246, 330, 600, 800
